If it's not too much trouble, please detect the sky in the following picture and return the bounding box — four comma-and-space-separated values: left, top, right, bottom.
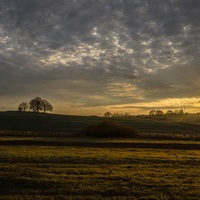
0, 0, 200, 115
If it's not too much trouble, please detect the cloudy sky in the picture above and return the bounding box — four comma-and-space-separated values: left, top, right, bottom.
1, 0, 200, 115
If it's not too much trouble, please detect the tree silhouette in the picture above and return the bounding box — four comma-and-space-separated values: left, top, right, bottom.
29, 97, 42, 112
149, 110, 164, 115
156, 110, 164, 115
41, 99, 53, 113
149, 110, 156, 115
18, 102, 28, 112
166, 110, 174, 115
104, 111, 112, 117
29, 97, 53, 113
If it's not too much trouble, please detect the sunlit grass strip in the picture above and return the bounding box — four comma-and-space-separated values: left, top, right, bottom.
0, 146, 200, 199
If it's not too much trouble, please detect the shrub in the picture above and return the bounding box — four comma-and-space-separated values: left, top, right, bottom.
81, 120, 139, 138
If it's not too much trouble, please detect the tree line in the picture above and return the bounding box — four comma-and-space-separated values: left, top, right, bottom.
104, 109, 185, 117
18, 97, 53, 113
104, 112, 130, 117
149, 109, 184, 115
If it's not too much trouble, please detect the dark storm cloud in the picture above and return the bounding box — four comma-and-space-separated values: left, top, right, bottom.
1, 0, 200, 111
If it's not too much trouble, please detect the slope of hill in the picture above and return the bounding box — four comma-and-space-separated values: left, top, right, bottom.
1, 112, 200, 138
0, 111, 99, 134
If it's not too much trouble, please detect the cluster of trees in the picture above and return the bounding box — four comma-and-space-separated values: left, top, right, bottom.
104, 110, 185, 117
104, 112, 130, 117
149, 109, 184, 115
18, 97, 53, 113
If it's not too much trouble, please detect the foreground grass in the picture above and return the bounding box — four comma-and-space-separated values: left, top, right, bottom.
0, 144, 200, 199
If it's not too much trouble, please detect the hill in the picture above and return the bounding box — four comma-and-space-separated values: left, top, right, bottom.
1, 112, 200, 138
0, 111, 100, 134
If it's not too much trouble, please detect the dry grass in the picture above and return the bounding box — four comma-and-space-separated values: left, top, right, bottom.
0, 143, 200, 199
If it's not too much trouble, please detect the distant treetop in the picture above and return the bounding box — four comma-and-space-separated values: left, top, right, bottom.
18, 97, 53, 113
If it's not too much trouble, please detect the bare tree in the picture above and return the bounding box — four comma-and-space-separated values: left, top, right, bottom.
18, 102, 28, 112
104, 111, 112, 117
41, 99, 53, 113
29, 97, 42, 112
166, 110, 174, 115
149, 110, 156, 115
29, 97, 53, 113
149, 110, 164, 115
174, 109, 184, 115
156, 110, 164, 115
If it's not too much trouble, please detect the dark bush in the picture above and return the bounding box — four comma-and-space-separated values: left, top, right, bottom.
81, 121, 139, 138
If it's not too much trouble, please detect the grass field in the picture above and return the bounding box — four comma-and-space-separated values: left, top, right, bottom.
1, 111, 200, 138
0, 141, 200, 200
0, 112, 200, 199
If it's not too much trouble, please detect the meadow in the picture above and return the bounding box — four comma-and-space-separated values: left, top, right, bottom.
0, 143, 200, 200
0, 112, 200, 199
1, 111, 200, 138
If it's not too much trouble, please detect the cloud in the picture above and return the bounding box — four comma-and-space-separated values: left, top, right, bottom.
0, 0, 200, 114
